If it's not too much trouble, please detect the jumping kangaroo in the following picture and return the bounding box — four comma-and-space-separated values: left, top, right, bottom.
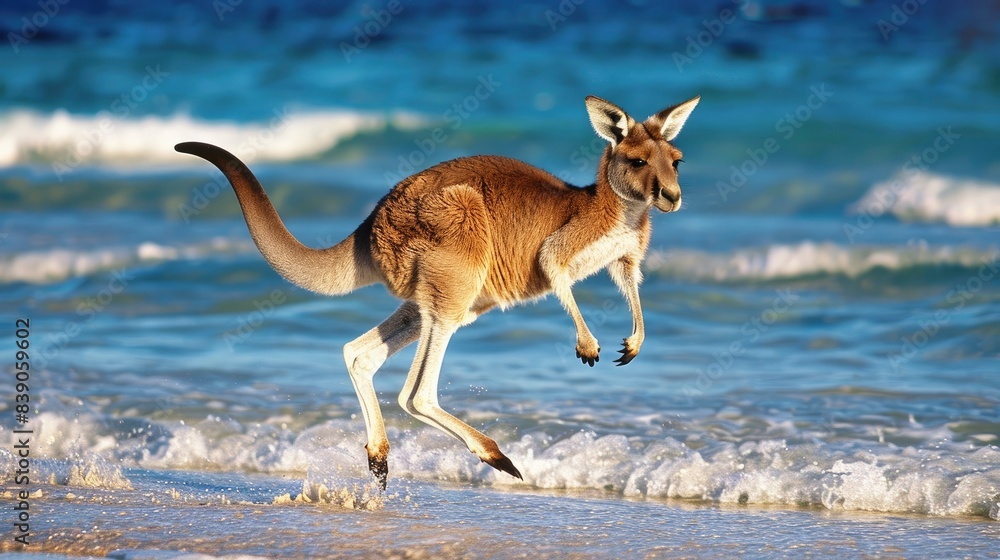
175, 94, 699, 488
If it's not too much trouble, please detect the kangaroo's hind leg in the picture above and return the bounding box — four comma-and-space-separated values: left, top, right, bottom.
344, 301, 421, 489
397, 312, 523, 480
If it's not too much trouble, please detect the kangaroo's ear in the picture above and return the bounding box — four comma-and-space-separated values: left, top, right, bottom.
585, 96, 634, 148
651, 95, 700, 141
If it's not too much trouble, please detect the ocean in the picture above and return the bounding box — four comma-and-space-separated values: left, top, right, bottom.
2, 0, 999, 557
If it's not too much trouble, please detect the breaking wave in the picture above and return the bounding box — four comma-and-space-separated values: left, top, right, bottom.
3, 409, 998, 520
0, 238, 253, 284
0, 108, 425, 168
647, 241, 998, 283
852, 171, 1000, 227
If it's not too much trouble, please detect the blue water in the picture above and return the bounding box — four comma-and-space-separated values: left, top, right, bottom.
2, 0, 1000, 556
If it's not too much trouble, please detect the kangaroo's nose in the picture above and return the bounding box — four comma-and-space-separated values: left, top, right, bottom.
653, 179, 681, 212
658, 185, 680, 204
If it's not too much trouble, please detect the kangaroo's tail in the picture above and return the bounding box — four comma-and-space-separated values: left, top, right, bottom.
175, 142, 380, 295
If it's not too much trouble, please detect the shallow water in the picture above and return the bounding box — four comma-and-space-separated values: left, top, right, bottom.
3, 472, 1000, 559
2, 0, 1000, 556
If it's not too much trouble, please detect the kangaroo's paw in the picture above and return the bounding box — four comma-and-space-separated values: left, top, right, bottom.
476, 440, 523, 480
366, 447, 389, 491
614, 336, 641, 366
575, 338, 601, 367
482, 453, 523, 480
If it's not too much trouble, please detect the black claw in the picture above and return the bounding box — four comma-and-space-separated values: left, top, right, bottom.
577, 353, 597, 367
614, 353, 636, 367
483, 455, 523, 480
615, 339, 638, 366
367, 454, 388, 491
576, 347, 600, 367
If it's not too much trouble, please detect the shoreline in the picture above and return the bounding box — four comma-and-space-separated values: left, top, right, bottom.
1, 469, 997, 558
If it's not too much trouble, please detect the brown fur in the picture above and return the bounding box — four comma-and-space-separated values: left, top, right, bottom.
174, 93, 699, 488
372, 155, 612, 307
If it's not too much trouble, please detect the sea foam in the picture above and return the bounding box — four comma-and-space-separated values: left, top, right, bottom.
0, 238, 251, 284
647, 241, 998, 282
0, 108, 425, 168
853, 171, 1000, 227
8, 410, 999, 520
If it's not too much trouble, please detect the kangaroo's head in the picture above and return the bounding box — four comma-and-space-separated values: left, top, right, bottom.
585, 95, 699, 213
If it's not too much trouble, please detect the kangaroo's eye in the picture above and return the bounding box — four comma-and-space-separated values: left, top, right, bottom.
628, 158, 647, 168
672, 159, 684, 170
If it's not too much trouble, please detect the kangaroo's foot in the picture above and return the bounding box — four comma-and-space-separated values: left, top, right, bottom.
575, 336, 601, 367
614, 335, 641, 366
481, 453, 523, 480
366, 446, 389, 490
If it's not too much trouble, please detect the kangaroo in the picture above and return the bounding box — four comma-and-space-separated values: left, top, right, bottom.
174, 94, 699, 489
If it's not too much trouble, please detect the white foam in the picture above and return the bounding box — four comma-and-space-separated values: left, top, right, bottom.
286, 478, 386, 510
646, 241, 998, 282
10, 410, 999, 519
0, 107, 426, 168
853, 171, 1000, 227
0, 238, 250, 284
0, 412, 132, 490
508, 432, 1000, 519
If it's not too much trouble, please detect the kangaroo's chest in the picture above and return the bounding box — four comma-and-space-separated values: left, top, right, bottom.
566, 224, 638, 281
